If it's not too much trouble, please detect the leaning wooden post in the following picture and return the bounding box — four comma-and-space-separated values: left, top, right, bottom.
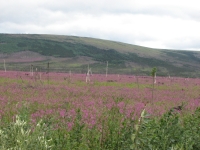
151, 67, 157, 103
69, 70, 71, 81
30, 64, 33, 76
106, 61, 108, 77
86, 64, 92, 83
39, 67, 42, 80
86, 64, 89, 83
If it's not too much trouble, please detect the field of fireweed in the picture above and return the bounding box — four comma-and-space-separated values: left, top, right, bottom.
0, 70, 200, 149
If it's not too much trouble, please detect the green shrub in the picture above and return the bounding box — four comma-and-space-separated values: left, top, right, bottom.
130, 108, 200, 150
0, 115, 53, 150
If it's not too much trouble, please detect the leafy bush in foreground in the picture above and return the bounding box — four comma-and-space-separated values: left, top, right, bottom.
0, 115, 53, 150
0, 107, 200, 150
131, 108, 200, 150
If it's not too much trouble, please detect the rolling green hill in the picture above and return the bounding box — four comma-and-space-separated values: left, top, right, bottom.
1, 33, 200, 77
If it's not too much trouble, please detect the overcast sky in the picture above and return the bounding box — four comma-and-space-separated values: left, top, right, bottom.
1, 0, 200, 50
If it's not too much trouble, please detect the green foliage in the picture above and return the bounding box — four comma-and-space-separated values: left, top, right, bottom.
0, 115, 53, 150
151, 67, 157, 77
100, 106, 133, 150
130, 108, 200, 150
49, 106, 133, 150
130, 108, 150, 150
1, 101, 200, 149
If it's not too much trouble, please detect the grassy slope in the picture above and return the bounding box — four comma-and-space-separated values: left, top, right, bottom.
0, 34, 200, 77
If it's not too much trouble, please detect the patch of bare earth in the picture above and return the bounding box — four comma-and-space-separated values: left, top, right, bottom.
0, 51, 96, 65
0, 51, 49, 63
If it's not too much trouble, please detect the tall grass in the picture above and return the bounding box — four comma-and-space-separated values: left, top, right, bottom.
1, 104, 200, 149
1, 71, 200, 149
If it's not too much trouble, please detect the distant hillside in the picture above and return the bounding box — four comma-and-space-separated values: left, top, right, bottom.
0, 34, 200, 77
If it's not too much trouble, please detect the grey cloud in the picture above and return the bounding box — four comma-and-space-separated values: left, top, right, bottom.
1, 0, 200, 50
36, 0, 200, 21
1, 0, 200, 24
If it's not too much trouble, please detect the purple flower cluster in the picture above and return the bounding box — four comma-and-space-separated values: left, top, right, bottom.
1, 70, 200, 130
